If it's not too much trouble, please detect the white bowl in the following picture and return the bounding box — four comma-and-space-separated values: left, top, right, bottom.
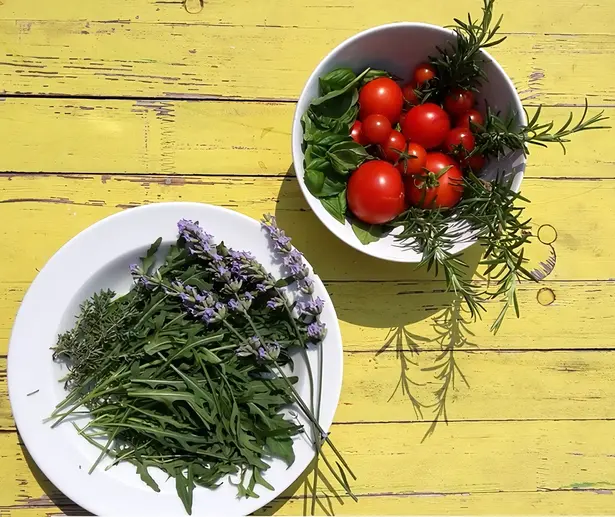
291, 22, 526, 263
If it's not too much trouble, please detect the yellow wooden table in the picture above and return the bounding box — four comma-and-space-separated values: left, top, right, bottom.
2, 0, 615, 514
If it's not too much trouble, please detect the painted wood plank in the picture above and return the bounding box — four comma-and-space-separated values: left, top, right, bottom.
3, 349, 615, 429
0, 20, 613, 103
0, 98, 611, 178
1, 421, 615, 510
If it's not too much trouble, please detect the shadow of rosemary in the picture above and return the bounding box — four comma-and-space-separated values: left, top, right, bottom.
272, 164, 483, 509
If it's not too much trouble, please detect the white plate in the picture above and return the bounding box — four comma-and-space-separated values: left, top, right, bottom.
8, 202, 343, 517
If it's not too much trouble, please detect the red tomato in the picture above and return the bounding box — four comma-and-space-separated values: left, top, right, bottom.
444, 88, 475, 116
381, 130, 407, 162
406, 152, 463, 209
359, 77, 404, 124
362, 114, 392, 145
463, 153, 487, 171
396, 142, 427, 176
402, 83, 419, 105
401, 103, 451, 150
444, 127, 476, 155
399, 111, 408, 127
350, 120, 368, 146
347, 161, 405, 224
456, 109, 484, 130
414, 63, 436, 85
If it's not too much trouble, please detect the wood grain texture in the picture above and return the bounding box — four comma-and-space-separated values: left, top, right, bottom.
2, 420, 615, 514
2, 0, 615, 514
0, 16, 612, 103
0, 174, 611, 286
3, 348, 615, 430
0, 99, 612, 178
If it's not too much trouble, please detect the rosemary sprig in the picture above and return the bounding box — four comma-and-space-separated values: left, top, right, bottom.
475, 99, 610, 157
421, 0, 505, 102
394, 208, 485, 321
457, 173, 536, 332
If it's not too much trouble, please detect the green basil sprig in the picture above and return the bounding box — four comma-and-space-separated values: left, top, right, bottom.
301, 67, 389, 238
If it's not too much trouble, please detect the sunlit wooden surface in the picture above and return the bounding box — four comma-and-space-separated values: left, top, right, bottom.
1, 0, 615, 514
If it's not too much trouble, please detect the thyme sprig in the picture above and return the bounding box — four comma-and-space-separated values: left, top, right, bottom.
475, 100, 610, 157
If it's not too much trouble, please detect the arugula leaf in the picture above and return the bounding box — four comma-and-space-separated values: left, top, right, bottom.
321, 190, 347, 224
351, 218, 387, 245
326, 140, 369, 175
141, 237, 162, 274
319, 68, 357, 95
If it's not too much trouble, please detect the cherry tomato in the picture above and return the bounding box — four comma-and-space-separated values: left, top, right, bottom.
463, 153, 487, 171
359, 77, 404, 124
456, 109, 484, 130
362, 114, 392, 145
381, 130, 407, 162
399, 111, 408, 127
406, 152, 463, 209
401, 103, 451, 150
444, 88, 475, 116
402, 83, 419, 105
414, 63, 436, 85
347, 160, 405, 224
396, 142, 427, 176
350, 120, 368, 146
444, 127, 476, 156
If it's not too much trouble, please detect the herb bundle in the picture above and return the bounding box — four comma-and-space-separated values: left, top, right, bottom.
51, 216, 353, 514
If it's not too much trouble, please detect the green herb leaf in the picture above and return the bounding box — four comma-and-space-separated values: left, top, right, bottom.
141, 237, 162, 274
326, 140, 369, 175
361, 69, 391, 84
319, 68, 357, 94
321, 191, 347, 224
351, 218, 386, 245
310, 68, 369, 108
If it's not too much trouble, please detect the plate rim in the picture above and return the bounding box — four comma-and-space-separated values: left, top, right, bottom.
8, 202, 344, 516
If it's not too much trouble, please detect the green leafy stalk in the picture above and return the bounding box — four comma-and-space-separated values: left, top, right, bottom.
421, 0, 506, 101
475, 99, 610, 157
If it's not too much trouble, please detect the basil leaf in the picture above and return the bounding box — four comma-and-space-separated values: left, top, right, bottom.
303, 126, 349, 146
351, 218, 386, 245
310, 104, 359, 134
310, 68, 369, 108
362, 69, 392, 85
304, 167, 325, 195
305, 144, 327, 164
319, 68, 357, 95
326, 140, 369, 175
311, 88, 358, 119
321, 190, 347, 224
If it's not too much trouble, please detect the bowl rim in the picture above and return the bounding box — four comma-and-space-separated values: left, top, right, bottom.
291, 21, 528, 264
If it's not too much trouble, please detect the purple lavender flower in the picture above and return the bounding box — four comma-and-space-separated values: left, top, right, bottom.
297, 297, 325, 317
202, 307, 216, 324
267, 298, 281, 310
299, 277, 315, 295
306, 321, 327, 342
129, 263, 140, 275
227, 298, 240, 311
257, 347, 267, 359
256, 283, 268, 293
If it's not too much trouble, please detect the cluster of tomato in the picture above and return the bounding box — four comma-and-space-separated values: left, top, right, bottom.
347, 63, 486, 226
